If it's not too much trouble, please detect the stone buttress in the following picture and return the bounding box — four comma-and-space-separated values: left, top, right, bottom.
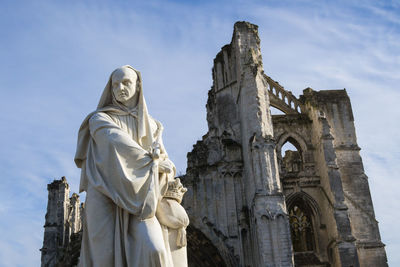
183, 22, 294, 267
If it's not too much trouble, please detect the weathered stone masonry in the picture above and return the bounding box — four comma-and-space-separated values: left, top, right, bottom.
41, 177, 82, 267
41, 21, 387, 267
182, 22, 387, 267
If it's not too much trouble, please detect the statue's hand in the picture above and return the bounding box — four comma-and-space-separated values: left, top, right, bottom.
152, 144, 161, 159
158, 159, 173, 174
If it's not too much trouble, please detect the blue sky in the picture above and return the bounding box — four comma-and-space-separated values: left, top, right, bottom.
0, 0, 399, 266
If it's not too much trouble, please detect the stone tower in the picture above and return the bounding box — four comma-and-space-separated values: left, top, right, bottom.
182, 21, 387, 267
41, 22, 387, 267
41, 177, 82, 267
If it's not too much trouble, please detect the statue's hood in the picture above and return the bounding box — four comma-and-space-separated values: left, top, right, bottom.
74, 65, 157, 168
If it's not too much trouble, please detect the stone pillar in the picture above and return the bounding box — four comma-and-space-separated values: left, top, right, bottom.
233, 22, 294, 266
40, 177, 70, 267
68, 193, 82, 236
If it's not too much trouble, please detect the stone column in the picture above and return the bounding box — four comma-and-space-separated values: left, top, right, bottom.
233, 22, 294, 266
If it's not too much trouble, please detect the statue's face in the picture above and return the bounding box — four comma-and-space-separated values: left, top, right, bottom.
111, 67, 138, 105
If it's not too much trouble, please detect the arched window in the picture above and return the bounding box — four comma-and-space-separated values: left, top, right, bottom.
289, 200, 315, 252
281, 137, 303, 173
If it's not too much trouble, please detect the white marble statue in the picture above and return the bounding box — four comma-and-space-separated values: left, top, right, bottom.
75, 65, 189, 267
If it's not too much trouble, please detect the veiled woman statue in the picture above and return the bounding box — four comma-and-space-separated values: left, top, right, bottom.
74, 66, 188, 267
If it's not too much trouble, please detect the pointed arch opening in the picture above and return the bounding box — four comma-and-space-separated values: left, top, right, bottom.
280, 137, 303, 173
289, 201, 315, 252
285, 192, 327, 266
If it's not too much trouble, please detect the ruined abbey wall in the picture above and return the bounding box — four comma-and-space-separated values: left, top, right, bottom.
41, 22, 387, 267
41, 177, 82, 267
182, 22, 387, 267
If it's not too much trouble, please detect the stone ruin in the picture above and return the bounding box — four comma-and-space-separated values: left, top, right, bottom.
41, 22, 387, 266
40, 177, 83, 267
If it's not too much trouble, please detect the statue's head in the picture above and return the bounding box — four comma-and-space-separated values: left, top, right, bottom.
111, 66, 141, 108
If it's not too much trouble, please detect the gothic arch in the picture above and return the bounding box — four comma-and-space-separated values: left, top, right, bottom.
286, 192, 321, 221
286, 192, 321, 253
276, 132, 308, 162
276, 132, 307, 155
186, 224, 237, 267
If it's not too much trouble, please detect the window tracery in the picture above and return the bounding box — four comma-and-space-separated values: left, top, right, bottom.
289, 203, 315, 252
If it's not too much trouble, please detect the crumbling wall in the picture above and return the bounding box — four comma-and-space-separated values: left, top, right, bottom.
301, 89, 387, 266
183, 21, 294, 267
273, 114, 331, 266
41, 177, 82, 267
41, 21, 387, 267
183, 21, 387, 267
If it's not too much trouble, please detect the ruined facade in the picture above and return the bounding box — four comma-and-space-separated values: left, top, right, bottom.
41, 177, 83, 267
41, 22, 387, 267
182, 22, 387, 267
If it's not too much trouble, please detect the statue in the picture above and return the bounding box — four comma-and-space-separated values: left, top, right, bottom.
74, 66, 189, 267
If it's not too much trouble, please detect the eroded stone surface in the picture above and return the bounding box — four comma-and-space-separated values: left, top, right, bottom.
41, 21, 387, 267
182, 21, 387, 267
41, 177, 82, 267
